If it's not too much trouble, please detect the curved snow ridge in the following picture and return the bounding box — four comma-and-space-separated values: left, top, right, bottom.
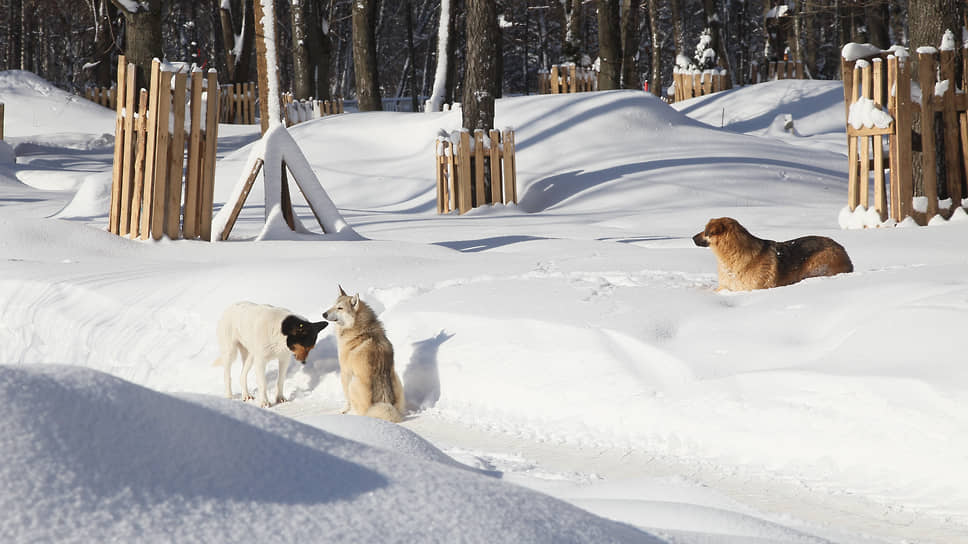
0, 364, 662, 543
0, 278, 209, 389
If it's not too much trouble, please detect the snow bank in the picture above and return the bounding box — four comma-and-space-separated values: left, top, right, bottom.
0, 365, 657, 543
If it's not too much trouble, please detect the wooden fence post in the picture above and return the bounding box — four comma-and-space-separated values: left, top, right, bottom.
892, 54, 914, 222
918, 50, 939, 222
109, 58, 127, 234
871, 58, 887, 220
503, 129, 517, 204
184, 70, 205, 238
457, 130, 472, 214
474, 130, 485, 206
149, 66, 172, 240
165, 71, 188, 239
550, 65, 560, 94
129, 89, 149, 236
489, 129, 502, 204
939, 48, 963, 210
119, 63, 138, 236
200, 70, 220, 241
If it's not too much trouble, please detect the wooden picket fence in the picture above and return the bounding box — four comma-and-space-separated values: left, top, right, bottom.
219, 82, 256, 124
435, 129, 517, 214
282, 93, 344, 127
108, 56, 220, 240
672, 68, 730, 102
538, 64, 598, 94
841, 42, 968, 224
84, 86, 117, 109
750, 60, 805, 83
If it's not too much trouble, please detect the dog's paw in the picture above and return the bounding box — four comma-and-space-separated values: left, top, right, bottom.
274, 396, 287, 405
340, 405, 350, 414
260, 399, 271, 408
242, 394, 254, 402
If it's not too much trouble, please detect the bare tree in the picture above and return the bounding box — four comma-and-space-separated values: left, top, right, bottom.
562, 0, 583, 63
109, 0, 162, 89
352, 0, 382, 111
647, 0, 661, 96
462, 0, 497, 132
291, 0, 312, 99
598, 0, 621, 90
620, 0, 640, 89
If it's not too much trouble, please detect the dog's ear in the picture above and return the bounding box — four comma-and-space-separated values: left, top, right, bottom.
281, 315, 304, 336
706, 219, 726, 237
338, 284, 347, 297
351, 294, 360, 308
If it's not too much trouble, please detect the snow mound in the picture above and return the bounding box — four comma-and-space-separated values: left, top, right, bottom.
0, 365, 659, 543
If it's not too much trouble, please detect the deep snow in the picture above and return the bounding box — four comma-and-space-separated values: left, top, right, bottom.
0, 70, 966, 543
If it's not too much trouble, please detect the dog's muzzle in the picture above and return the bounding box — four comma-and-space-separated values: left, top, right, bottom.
692, 232, 709, 247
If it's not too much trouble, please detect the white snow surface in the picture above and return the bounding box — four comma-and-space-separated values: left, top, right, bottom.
1, 72, 967, 544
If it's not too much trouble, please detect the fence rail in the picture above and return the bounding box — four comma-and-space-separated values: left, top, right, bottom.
671, 68, 729, 102
750, 60, 806, 84
841, 40, 968, 225
109, 56, 219, 240
84, 86, 117, 109
435, 129, 517, 214
282, 93, 344, 126
538, 64, 597, 94
219, 82, 256, 124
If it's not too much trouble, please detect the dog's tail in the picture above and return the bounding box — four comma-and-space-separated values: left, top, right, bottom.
366, 402, 404, 423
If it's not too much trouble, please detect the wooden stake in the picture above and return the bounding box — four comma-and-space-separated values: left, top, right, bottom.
489, 129, 502, 204
474, 130, 485, 206
149, 67, 172, 240
503, 129, 517, 204
872, 59, 887, 221
119, 64, 138, 236
109, 58, 127, 234
200, 70, 220, 241
165, 71, 188, 239
184, 70, 204, 238
457, 131, 472, 214
129, 89, 149, 237
918, 51, 939, 222
219, 159, 264, 240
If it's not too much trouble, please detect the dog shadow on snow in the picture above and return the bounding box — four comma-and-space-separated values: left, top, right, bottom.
281, 330, 451, 412
403, 330, 452, 412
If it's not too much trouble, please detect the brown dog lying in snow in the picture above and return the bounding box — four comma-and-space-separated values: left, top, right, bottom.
693, 217, 853, 291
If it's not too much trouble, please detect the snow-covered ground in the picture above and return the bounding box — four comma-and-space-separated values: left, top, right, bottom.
1, 71, 966, 543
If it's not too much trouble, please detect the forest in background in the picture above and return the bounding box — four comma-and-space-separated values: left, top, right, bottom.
0, 1, 958, 109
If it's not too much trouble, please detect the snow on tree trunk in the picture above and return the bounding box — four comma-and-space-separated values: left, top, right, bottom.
254, 0, 283, 132
425, 0, 451, 112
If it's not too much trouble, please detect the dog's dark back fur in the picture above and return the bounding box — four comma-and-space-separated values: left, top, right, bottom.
281, 315, 328, 351
771, 236, 853, 286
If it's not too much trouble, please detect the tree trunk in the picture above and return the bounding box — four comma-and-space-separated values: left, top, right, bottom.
562, 0, 583, 64
218, 0, 236, 81
234, 0, 255, 83
406, 0, 419, 110
253, 0, 281, 132
620, 0, 640, 89
702, 0, 725, 67
352, 0, 382, 111
865, 1, 890, 49
291, 0, 313, 99
110, 0, 163, 90
648, 0, 661, 96
308, 0, 332, 100
669, 0, 684, 55
92, 0, 115, 88
598, 0, 621, 90
462, 0, 497, 132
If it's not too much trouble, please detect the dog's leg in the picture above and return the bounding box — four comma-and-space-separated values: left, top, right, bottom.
240, 353, 255, 402
254, 357, 270, 408
339, 366, 353, 414
348, 376, 372, 416
274, 355, 289, 405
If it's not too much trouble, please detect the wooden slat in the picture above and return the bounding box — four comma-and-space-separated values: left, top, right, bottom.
200, 70, 220, 241
489, 129, 502, 204
184, 70, 205, 238
550, 65, 559, 94
918, 51, 939, 222
149, 67, 172, 240
219, 158, 264, 240
139, 60, 162, 240
893, 55, 914, 222
435, 141, 445, 214
474, 130, 485, 206
119, 65, 138, 236
859, 62, 872, 209
939, 49, 963, 210
129, 89, 149, 236
503, 129, 516, 204
872, 59, 887, 221
446, 142, 456, 212
457, 131, 472, 214
165, 71, 188, 239
109, 58, 127, 234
